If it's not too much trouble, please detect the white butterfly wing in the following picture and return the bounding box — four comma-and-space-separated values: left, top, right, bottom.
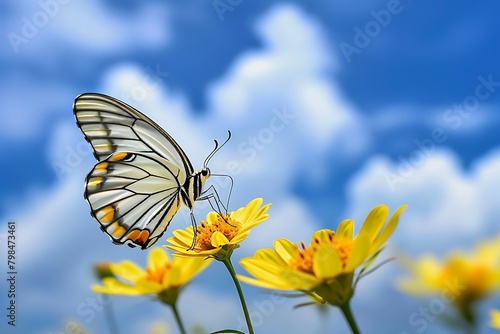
74, 93, 192, 249
74, 93, 194, 173
86, 152, 182, 248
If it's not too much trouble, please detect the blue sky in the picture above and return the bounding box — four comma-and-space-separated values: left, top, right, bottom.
1, 1, 500, 333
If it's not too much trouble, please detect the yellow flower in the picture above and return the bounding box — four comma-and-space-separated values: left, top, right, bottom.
238, 204, 407, 306
491, 309, 500, 330
165, 198, 271, 260
91, 248, 211, 305
397, 235, 500, 323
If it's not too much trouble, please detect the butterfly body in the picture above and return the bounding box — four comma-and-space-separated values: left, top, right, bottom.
74, 93, 210, 249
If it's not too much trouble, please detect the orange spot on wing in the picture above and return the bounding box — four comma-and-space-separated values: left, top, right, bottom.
125, 229, 150, 247
94, 162, 108, 174
97, 206, 115, 224
111, 152, 128, 161
126, 230, 140, 240
137, 230, 150, 244
88, 177, 103, 188
111, 225, 127, 238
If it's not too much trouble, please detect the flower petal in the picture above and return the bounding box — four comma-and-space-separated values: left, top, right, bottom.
237, 275, 293, 290
274, 239, 299, 264
163, 265, 181, 288
489, 309, 500, 329
92, 278, 143, 295
371, 205, 407, 252
233, 198, 263, 224
337, 219, 354, 239
240, 256, 318, 290
240, 257, 287, 280
148, 248, 168, 269
313, 245, 342, 279
170, 227, 197, 245
174, 257, 213, 285
110, 261, 145, 283
166, 236, 190, 249
345, 234, 370, 272
230, 231, 251, 244
311, 229, 333, 243
211, 231, 230, 247
280, 268, 321, 289
238, 212, 269, 233
164, 243, 192, 255
135, 278, 163, 294
396, 255, 443, 294
205, 211, 220, 224
169, 248, 220, 258
357, 205, 389, 243
233, 199, 271, 232
254, 248, 287, 267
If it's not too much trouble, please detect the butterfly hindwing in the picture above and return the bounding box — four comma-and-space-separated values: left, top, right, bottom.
85, 151, 185, 248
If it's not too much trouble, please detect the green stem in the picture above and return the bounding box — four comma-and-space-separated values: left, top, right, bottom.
103, 297, 119, 334
339, 302, 361, 334
222, 257, 254, 334
171, 302, 187, 334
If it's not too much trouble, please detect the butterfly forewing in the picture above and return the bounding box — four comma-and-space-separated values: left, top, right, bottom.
74, 93, 194, 173
74, 93, 201, 249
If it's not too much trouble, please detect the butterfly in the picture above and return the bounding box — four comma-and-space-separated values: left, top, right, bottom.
73, 93, 229, 249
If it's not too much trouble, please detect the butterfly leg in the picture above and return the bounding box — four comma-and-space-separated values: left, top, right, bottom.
197, 192, 223, 218
198, 191, 236, 228
199, 184, 227, 213
206, 173, 234, 214
188, 211, 198, 250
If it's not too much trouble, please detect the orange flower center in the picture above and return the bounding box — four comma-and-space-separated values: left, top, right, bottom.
440, 259, 489, 302
196, 214, 240, 250
290, 241, 315, 275
145, 264, 170, 284
290, 231, 354, 275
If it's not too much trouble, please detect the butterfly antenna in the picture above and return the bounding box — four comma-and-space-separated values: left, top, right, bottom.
204, 130, 232, 167
226, 174, 234, 214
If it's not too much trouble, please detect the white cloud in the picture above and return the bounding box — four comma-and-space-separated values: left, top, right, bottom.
5, 1, 170, 56
341, 149, 500, 333
98, 62, 216, 168
51, 1, 170, 53
1, 1, 171, 140
0, 77, 75, 140
345, 148, 500, 252
207, 3, 365, 151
